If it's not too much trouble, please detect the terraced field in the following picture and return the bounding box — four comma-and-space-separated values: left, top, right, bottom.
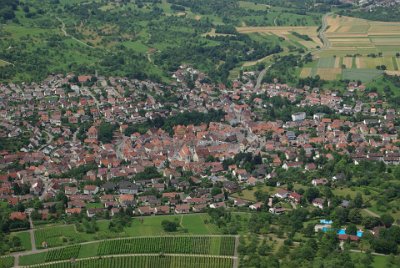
19, 236, 237, 267
22, 255, 234, 268
300, 15, 400, 81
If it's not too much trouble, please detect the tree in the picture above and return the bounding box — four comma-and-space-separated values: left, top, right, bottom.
380, 214, 394, 228
304, 187, 319, 202
348, 208, 362, 224
353, 193, 363, 208
161, 220, 179, 232
360, 250, 373, 268
362, 216, 381, 229
303, 223, 315, 237
98, 122, 117, 144
372, 238, 398, 254
332, 207, 349, 225
346, 223, 357, 235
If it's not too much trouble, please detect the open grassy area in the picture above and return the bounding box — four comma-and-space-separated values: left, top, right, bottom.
232, 185, 278, 201
350, 252, 390, 268
34, 214, 220, 249
12, 231, 32, 251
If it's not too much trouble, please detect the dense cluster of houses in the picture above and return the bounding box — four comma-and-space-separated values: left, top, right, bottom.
0, 66, 399, 221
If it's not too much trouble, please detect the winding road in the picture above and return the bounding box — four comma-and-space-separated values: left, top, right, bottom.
317, 13, 332, 52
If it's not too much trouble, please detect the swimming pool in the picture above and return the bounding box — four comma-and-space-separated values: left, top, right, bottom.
321, 228, 363, 237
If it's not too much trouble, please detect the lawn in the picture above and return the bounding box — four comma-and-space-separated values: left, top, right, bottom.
332, 187, 368, 199
350, 252, 390, 268
231, 185, 276, 201
317, 57, 336, 68
19, 252, 47, 266
239, 1, 269, 11
12, 231, 32, 251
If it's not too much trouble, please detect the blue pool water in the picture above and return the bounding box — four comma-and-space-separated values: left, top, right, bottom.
320, 219, 333, 225
321, 228, 363, 237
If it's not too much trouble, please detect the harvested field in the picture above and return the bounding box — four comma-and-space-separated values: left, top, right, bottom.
311, 15, 400, 79
343, 57, 353, 69
316, 68, 341, 80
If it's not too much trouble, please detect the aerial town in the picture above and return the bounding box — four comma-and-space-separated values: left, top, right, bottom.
1, 66, 398, 222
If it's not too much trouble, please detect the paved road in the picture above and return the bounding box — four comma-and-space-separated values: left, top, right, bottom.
349, 249, 387, 256
72, 128, 79, 143
39, 131, 54, 151
28, 217, 37, 252
233, 235, 240, 268
307, 12, 332, 59
316, 12, 332, 52
255, 64, 272, 90
80, 87, 100, 110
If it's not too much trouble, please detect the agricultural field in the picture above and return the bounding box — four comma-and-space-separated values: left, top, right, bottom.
20, 236, 236, 266
21, 255, 234, 268
34, 214, 220, 249
300, 15, 400, 81
0, 256, 14, 268
237, 26, 322, 49
96, 236, 235, 256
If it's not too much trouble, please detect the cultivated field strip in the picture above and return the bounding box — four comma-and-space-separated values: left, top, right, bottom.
22, 254, 235, 268
96, 236, 236, 256
19, 235, 237, 266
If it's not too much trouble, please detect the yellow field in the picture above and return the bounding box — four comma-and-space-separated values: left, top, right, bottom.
304, 15, 400, 80
385, 70, 400, 76
343, 57, 353, 69
237, 26, 323, 48
202, 28, 234, 37
300, 68, 312, 78
316, 68, 341, 80
240, 15, 400, 80
334, 56, 341, 68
